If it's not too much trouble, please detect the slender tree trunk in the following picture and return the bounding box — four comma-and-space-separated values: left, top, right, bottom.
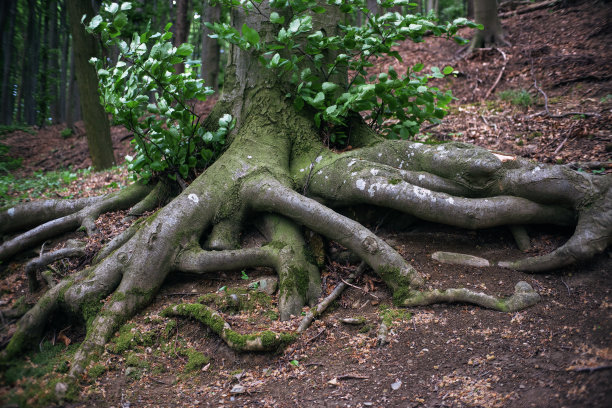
59, 0, 69, 124
201, 1, 220, 91
38, 0, 51, 127
23, 0, 39, 125
173, 0, 191, 74
66, 0, 115, 169
47, 0, 60, 124
0, 0, 17, 125
470, 0, 507, 49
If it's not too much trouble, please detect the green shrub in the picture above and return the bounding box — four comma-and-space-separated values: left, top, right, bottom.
498, 88, 534, 107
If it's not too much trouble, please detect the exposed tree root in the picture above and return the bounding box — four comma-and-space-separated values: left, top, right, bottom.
26, 240, 86, 292
399, 281, 541, 312
162, 303, 296, 351
1, 95, 610, 387
0, 182, 152, 262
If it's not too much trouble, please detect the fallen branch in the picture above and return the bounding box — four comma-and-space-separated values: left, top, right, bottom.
484, 48, 507, 100
527, 53, 600, 120
569, 364, 612, 373
500, 0, 560, 19
297, 262, 367, 333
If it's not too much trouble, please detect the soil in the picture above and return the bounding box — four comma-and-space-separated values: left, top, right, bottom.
1, 1, 611, 407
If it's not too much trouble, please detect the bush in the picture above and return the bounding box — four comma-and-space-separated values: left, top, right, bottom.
498, 88, 534, 108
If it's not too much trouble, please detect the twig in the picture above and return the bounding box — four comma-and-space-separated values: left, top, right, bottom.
553, 135, 570, 156
560, 279, 571, 296
337, 374, 369, 380
306, 328, 326, 344
340, 278, 379, 299
527, 53, 600, 119
297, 262, 367, 333
500, 0, 560, 18
484, 48, 507, 100
570, 364, 612, 373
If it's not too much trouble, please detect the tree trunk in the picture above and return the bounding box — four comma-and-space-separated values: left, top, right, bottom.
173, 0, 191, 74
59, 0, 69, 124
1, 0, 610, 385
38, 0, 50, 127
23, 0, 39, 125
0, 0, 17, 125
470, 0, 507, 49
201, 1, 220, 91
66, 0, 115, 169
48, 0, 61, 124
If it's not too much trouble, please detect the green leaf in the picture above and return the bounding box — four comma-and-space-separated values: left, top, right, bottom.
105, 2, 119, 14
442, 66, 454, 75
241, 23, 260, 47
412, 63, 424, 72
270, 12, 284, 24
120, 2, 132, 11
176, 43, 194, 57
322, 82, 338, 93
290, 360, 299, 367
313, 92, 325, 106
88, 15, 103, 30
113, 12, 128, 29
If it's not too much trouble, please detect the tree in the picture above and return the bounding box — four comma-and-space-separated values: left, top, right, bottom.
1, 0, 610, 386
173, 0, 191, 74
66, 0, 116, 169
200, 0, 220, 91
469, 0, 507, 49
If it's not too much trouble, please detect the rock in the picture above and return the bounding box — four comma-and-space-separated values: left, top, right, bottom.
431, 251, 490, 267
251, 277, 278, 295
230, 384, 246, 394
55, 382, 68, 399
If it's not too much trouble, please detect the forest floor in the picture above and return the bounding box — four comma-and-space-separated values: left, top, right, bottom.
1, 1, 611, 407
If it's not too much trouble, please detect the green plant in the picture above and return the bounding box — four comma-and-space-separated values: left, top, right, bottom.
87, 3, 233, 184
208, 0, 480, 143
60, 128, 73, 139
600, 94, 612, 103
498, 88, 534, 108
240, 270, 249, 280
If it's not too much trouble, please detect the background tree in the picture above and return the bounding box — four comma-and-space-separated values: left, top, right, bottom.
201, 1, 221, 91
0, 0, 610, 391
469, 0, 507, 49
66, 0, 115, 169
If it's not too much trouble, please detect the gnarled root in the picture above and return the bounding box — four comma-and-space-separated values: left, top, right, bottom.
0, 182, 152, 262
162, 303, 296, 351
399, 281, 541, 312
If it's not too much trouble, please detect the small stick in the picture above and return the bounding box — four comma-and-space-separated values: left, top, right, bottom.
340, 278, 379, 299
337, 374, 369, 380
484, 48, 507, 100
570, 364, 612, 373
297, 262, 367, 333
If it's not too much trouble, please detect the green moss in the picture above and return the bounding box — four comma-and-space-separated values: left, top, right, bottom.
197, 288, 272, 314
88, 363, 107, 379
179, 348, 210, 371
265, 240, 287, 250
359, 324, 372, 333
163, 319, 177, 339
126, 352, 150, 368
82, 299, 104, 330
388, 178, 402, 185
380, 307, 412, 327
109, 323, 154, 353
112, 291, 127, 302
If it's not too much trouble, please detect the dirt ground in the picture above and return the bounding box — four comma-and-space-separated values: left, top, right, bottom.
1, 1, 611, 407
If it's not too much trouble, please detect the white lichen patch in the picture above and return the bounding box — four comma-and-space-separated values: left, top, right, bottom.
317, 170, 322, 175
188, 194, 199, 204
7, 207, 15, 216
348, 160, 356, 167
300, 168, 305, 172
418, 174, 425, 181
399, 160, 404, 169
370, 169, 379, 176
446, 197, 455, 205
413, 185, 436, 202
247, 155, 252, 159
356, 179, 366, 190
315, 155, 323, 163
377, 152, 382, 157
532, 166, 541, 173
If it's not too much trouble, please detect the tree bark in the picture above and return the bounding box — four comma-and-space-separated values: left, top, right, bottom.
0, 0, 17, 125
22, 0, 40, 125
47, 0, 61, 124
66, 0, 115, 169
173, 0, 191, 74
470, 0, 508, 49
200, 1, 220, 91
59, 0, 69, 124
